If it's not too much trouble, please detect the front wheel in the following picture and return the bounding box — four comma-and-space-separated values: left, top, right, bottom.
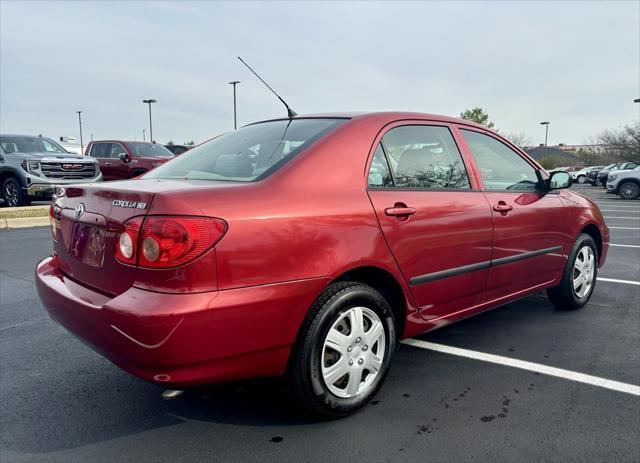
576, 175, 586, 184
2, 177, 29, 207
288, 281, 396, 418
618, 181, 640, 200
547, 234, 598, 310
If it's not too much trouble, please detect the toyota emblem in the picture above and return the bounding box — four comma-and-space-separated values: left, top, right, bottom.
74, 203, 85, 220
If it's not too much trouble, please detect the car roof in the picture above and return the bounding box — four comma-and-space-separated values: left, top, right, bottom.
0, 134, 54, 138
90, 140, 154, 144
249, 111, 489, 130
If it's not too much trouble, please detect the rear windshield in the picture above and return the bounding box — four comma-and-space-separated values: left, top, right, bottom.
144, 118, 346, 182
126, 142, 174, 158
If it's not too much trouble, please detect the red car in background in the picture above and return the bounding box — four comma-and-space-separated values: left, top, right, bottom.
86, 140, 174, 180
36, 112, 608, 417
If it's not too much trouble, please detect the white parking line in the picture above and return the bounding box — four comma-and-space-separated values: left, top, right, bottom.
600, 209, 640, 213
402, 339, 640, 396
597, 277, 640, 286
609, 244, 640, 248
0, 318, 47, 331
608, 227, 640, 230
604, 217, 640, 219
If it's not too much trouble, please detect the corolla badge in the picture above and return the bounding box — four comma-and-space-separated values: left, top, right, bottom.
112, 200, 147, 209
74, 203, 85, 219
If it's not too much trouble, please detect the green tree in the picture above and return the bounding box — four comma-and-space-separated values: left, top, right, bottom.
460, 107, 495, 129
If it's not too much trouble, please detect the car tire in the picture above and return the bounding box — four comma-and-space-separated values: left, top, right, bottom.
547, 234, 598, 310
618, 181, 640, 200
576, 175, 585, 184
288, 281, 396, 419
2, 177, 29, 207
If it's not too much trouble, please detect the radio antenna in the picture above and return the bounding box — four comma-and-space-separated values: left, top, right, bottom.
237, 56, 297, 119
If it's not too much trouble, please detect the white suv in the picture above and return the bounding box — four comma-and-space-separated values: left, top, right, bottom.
607, 166, 640, 200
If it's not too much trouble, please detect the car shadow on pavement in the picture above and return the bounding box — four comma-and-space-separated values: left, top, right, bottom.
1, 364, 312, 455
0, 294, 594, 456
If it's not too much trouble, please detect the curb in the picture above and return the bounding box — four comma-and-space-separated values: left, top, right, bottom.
0, 216, 50, 230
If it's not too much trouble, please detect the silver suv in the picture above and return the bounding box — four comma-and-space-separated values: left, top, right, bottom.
606, 166, 640, 200
0, 134, 102, 207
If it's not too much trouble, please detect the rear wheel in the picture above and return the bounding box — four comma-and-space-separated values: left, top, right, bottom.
547, 234, 597, 310
576, 175, 585, 184
618, 181, 640, 200
288, 281, 396, 418
2, 177, 29, 207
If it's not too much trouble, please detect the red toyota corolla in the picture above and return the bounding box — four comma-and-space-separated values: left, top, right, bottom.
36, 112, 608, 417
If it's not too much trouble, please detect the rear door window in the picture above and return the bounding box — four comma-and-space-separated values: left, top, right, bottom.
380, 125, 470, 189
90, 143, 111, 158
367, 144, 394, 188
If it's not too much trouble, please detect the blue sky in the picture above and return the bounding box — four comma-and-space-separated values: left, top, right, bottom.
1, 1, 638, 145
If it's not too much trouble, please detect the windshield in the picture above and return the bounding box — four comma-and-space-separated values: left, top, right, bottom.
145, 118, 347, 182
125, 142, 174, 158
0, 136, 67, 154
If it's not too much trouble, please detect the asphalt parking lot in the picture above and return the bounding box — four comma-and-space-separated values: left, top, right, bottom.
0, 184, 638, 463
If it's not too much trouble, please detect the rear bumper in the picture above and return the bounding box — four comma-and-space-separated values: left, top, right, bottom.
36, 255, 330, 387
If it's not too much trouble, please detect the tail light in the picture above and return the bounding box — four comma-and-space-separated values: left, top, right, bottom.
115, 216, 227, 268
49, 204, 60, 241
115, 217, 143, 265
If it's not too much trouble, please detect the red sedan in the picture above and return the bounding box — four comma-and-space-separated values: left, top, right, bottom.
36, 112, 608, 417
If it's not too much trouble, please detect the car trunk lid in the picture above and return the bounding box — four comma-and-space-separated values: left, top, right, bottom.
53, 184, 154, 295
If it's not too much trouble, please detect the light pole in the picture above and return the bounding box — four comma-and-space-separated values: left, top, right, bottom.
229, 81, 240, 130
142, 99, 157, 142
540, 121, 550, 147
76, 111, 84, 154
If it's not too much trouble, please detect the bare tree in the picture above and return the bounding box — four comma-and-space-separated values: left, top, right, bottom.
597, 121, 640, 162
505, 132, 530, 149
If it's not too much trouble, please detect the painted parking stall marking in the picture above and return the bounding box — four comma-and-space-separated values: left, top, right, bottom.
596, 277, 640, 286
403, 339, 640, 396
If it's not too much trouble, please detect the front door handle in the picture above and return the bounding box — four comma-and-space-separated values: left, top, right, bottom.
493, 201, 513, 215
385, 204, 417, 217
103, 162, 112, 166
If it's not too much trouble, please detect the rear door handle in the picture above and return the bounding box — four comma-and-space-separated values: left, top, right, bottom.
385, 205, 417, 217
493, 201, 513, 215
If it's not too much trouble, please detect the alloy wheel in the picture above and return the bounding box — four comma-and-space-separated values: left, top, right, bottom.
620, 183, 639, 200
573, 246, 595, 298
4, 183, 19, 207
321, 306, 386, 398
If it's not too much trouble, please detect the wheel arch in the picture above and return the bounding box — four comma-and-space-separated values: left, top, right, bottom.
0, 169, 26, 188
581, 223, 602, 259
331, 265, 408, 338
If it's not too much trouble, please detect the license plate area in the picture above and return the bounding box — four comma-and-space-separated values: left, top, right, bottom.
69, 222, 106, 268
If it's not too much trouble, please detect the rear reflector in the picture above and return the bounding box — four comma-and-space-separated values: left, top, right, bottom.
115, 216, 227, 269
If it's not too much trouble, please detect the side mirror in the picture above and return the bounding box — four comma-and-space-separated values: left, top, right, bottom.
118, 152, 130, 163
548, 170, 572, 190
